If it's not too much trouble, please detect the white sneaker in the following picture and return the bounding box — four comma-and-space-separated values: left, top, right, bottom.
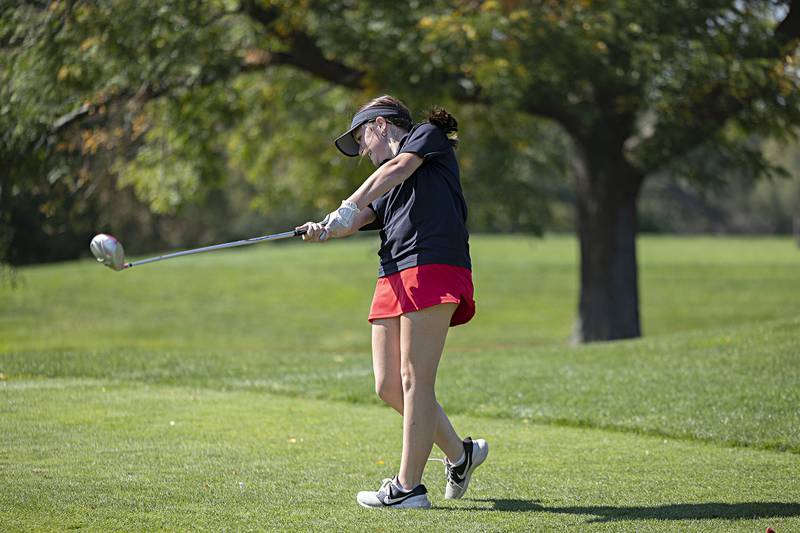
444, 437, 488, 499
357, 477, 432, 509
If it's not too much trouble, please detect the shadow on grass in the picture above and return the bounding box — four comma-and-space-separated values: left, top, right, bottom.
460, 500, 800, 523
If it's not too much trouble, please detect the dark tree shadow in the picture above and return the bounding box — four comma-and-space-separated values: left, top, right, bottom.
459, 500, 800, 523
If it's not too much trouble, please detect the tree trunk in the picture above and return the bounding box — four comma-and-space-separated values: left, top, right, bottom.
794, 211, 800, 248
571, 143, 645, 343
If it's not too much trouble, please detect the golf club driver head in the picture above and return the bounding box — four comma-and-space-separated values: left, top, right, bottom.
90, 233, 126, 271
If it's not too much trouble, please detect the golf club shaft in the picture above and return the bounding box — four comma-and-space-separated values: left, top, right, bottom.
125, 228, 307, 269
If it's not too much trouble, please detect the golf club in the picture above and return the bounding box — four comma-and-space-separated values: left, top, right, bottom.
90, 228, 310, 271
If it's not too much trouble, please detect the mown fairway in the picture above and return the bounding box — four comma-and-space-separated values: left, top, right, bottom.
1, 235, 799, 531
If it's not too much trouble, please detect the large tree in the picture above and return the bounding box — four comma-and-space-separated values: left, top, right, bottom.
3, 1, 799, 341
428, 0, 800, 341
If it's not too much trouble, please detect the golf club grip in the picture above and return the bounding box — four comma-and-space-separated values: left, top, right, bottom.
294, 226, 329, 239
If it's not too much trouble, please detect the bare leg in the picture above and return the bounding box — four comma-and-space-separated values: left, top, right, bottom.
372, 317, 464, 463
397, 303, 457, 490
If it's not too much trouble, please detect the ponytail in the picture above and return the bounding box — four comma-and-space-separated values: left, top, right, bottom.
426, 107, 458, 148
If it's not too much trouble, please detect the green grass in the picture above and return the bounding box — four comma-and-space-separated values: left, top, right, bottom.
1, 235, 799, 530
4, 235, 798, 353
2, 381, 799, 532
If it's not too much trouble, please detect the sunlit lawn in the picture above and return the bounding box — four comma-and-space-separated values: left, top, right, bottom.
1, 235, 798, 531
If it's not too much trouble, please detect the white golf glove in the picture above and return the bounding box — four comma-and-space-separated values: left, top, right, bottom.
322, 200, 360, 239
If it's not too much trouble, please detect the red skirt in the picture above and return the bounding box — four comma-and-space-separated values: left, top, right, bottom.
368, 264, 476, 327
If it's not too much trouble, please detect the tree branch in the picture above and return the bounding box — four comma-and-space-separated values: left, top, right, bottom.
53, 0, 368, 134
52, 50, 286, 133
776, 0, 800, 48
238, 0, 281, 27
240, 1, 365, 89
636, 2, 800, 174
280, 31, 364, 89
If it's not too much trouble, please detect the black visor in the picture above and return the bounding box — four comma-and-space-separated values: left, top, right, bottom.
334, 105, 411, 157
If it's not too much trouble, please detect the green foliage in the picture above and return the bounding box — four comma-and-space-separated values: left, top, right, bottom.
458, 107, 572, 233
225, 71, 365, 213
2, 1, 799, 264
416, 2, 800, 166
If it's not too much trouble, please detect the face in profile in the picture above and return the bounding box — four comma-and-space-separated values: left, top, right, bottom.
355, 118, 393, 167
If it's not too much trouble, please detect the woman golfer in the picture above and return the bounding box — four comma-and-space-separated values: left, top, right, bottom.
298, 95, 488, 509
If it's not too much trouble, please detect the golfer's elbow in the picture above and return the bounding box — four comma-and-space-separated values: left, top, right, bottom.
381, 158, 409, 183
349, 153, 422, 208
382, 154, 420, 187
365, 157, 417, 197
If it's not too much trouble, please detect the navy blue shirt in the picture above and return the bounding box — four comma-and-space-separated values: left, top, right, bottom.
360, 122, 471, 277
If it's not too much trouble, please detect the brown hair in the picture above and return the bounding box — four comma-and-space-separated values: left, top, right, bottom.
425, 106, 458, 148
360, 95, 459, 148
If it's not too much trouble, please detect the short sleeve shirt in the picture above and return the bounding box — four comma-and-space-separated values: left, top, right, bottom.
360, 122, 471, 277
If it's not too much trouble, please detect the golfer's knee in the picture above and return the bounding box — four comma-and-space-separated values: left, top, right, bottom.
400, 367, 434, 395
375, 379, 403, 410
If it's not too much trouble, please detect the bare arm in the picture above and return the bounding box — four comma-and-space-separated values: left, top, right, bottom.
346, 152, 424, 210
298, 151, 421, 242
